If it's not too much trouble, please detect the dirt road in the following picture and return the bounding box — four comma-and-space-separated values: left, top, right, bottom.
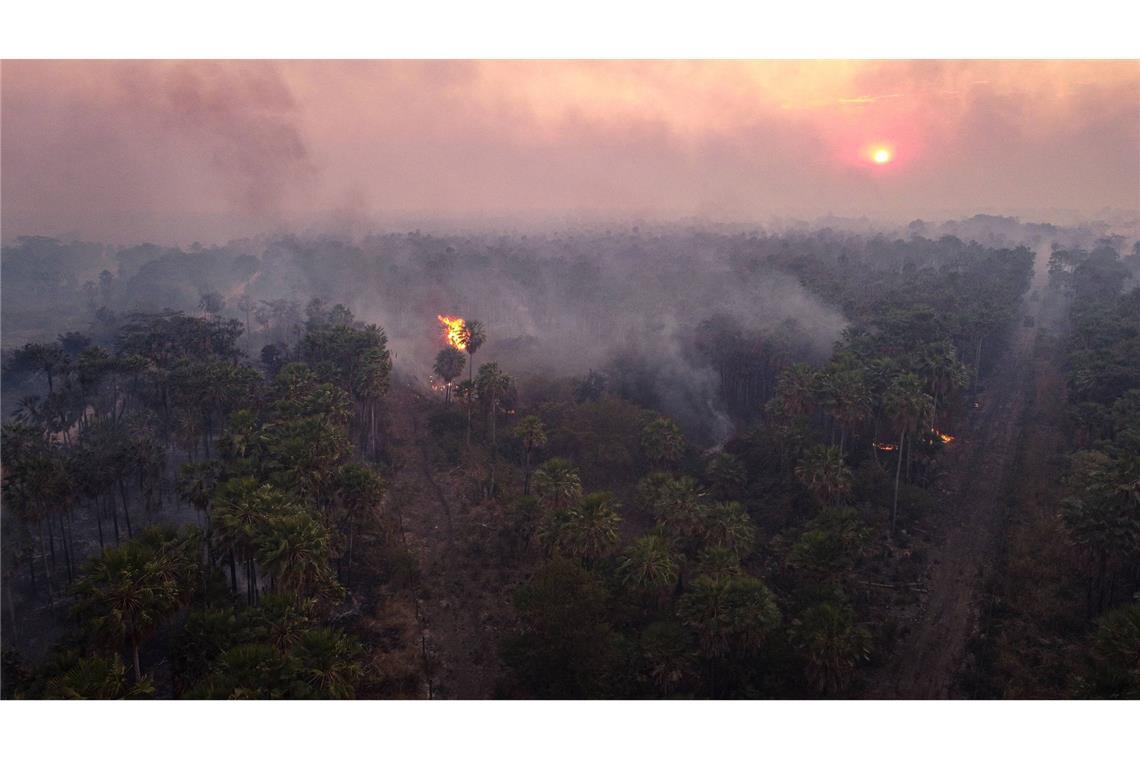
869, 318, 1038, 698
386, 387, 516, 698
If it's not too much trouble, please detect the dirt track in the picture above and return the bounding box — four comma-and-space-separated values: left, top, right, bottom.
869, 317, 1038, 698
386, 387, 516, 698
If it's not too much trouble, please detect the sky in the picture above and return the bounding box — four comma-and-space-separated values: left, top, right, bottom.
2, 59, 1138, 244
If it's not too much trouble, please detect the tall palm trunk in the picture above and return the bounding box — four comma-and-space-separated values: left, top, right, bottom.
94, 498, 105, 549
370, 402, 377, 460
490, 400, 498, 494
132, 640, 142, 683
40, 523, 54, 604
118, 479, 133, 538
973, 335, 984, 391
108, 494, 121, 545
523, 447, 532, 496
891, 430, 905, 534
47, 515, 57, 575
60, 513, 74, 583
346, 519, 355, 591
466, 402, 472, 448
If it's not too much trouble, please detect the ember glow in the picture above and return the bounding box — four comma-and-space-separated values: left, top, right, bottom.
437, 314, 467, 350
874, 442, 898, 452
934, 429, 956, 444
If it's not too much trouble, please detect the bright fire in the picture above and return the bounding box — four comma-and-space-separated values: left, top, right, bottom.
933, 429, 955, 444
437, 314, 467, 350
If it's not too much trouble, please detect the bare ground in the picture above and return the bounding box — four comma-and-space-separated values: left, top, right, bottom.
867, 316, 1041, 698
383, 386, 521, 699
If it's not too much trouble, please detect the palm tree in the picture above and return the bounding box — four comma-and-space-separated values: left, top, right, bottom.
176, 461, 222, 519
74, 535, 188, 681
643, 475, 705, 547
641, 417, 685, 470
884, 373, 932, 534
513, 415, 548, 496
213, 479, 288, 606
638, 621, 695, 697
698, 501, 756, 559
795, 445, 854, 510
433, 346, 466, 405
186, 642, 295, 699
333, 464, 384, 590
255, 507, 337, 600
459, 320, 486, 447
460, 320, 486, 380
677, 573, 781, 693
791, 601, 871, 695
257, 594, 318, 651
618, 532, 678, 593
352, 336, 392, 459
550, 492, 622, 566
451, 379, 475, 448
476, 362, 513, 492
695, 546, 743, 580
198, 291, 225, 318
532, 458, 583, 511
823, 370, 871, 455
776, 362, 819, 419
44, 654, 155, 699
236, 294, 255, 349
9, 342, 68, 394
705, 451, 746, 500
293, 628, 365, 699
920, 340, 968, 431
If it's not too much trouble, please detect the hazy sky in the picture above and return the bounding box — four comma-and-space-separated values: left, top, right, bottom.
2, 60, 1138, 243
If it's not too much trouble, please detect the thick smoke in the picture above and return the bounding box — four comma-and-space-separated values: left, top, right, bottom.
8, 214, 1136, 442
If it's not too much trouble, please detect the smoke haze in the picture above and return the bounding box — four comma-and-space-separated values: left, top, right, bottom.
3, 60, 1138, 244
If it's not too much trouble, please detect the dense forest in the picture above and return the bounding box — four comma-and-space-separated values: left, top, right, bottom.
1, 222, 1137, 698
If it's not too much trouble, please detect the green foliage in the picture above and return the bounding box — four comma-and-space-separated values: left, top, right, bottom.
791, 601, 871, 695
505, 557, 621, 697
795, 445, 853, 509
1083, 602, 1140, 698
641, 416, 685, 469
789, 507, 870, 579
44, 653, 155, 699
618, 532, 679, 592
678, 574, 781, 661
73, 526, 202, 679
705, 451, 746, 500
540, 492, 622, 565
698, 501, 756, 559
531, 457, 582, 511
636, 621, 695, 696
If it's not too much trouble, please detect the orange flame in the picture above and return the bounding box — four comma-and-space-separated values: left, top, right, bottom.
873, 442, 897, 452
437, 314, 467, 351
933, 429, 955, 444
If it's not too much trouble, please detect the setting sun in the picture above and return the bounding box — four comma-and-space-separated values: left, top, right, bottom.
872, 147, 893, 164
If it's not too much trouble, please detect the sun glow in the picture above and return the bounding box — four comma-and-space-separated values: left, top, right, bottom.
872, 147, 893, 164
